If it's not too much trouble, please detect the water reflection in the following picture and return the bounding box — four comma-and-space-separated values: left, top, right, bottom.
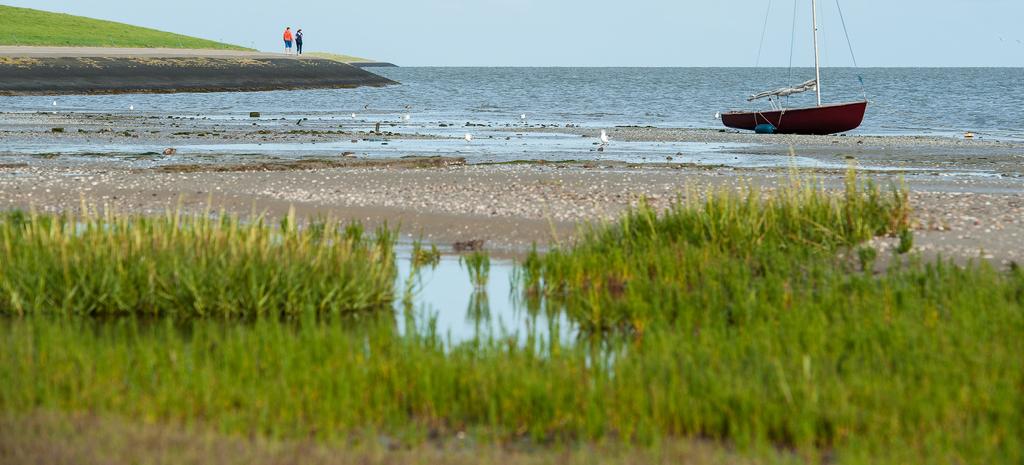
466, 290, 490, 334
394, 248, 572, 345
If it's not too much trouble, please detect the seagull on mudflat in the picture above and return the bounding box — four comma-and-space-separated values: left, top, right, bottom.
464, 133, 473, 143
351, 113, 357, 119
52, 100, 57, 107
402, 114, 411, 121
129, 105, 135, 111
596, 130, 611, 152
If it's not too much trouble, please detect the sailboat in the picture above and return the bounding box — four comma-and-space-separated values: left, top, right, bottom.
720, 0, 867, 135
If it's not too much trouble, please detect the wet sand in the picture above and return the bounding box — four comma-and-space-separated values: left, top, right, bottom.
0, 112, 1021, 263
1, 156, 1020, 264
3, 111, 1021, 175
0, 111, 441, 149
502, 126, 1024, 176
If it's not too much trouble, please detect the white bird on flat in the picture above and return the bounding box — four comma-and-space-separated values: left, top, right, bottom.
402, 114, 411, 121
464, 133, 473, 142
715, 112, 721, 120
52, 100, 57, 106
595, 130, 611, 153
351, 113, 357, 119
129, 105, 135, 111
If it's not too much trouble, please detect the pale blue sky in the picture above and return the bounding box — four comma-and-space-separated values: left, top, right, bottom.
7, 0, 1024, 66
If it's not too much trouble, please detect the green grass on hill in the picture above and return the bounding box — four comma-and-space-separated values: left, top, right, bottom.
0, 4, 251, 50
305, 51, 373, 63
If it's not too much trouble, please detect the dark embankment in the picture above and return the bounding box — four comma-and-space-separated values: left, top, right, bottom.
0, 56, 396, 95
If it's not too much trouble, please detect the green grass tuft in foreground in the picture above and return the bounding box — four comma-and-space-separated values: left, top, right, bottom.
522, 171, 913, 335
0, 207, 397, 317
0, 4, 251, 50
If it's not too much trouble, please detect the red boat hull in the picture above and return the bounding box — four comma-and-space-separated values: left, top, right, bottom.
721, 101, 868, 135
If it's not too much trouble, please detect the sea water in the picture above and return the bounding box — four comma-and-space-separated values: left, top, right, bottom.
4, 67, 1023, 139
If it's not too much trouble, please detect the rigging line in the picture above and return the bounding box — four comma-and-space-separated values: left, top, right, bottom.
755, 0, 774, 68
834, 0, 859, 67
787, 0, 799, 83
834, 0, 866, 98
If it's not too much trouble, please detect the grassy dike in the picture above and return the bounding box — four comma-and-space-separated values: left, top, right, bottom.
0, 173, 1021, 464
0, 4, 250, 50
306, 51, 374, 64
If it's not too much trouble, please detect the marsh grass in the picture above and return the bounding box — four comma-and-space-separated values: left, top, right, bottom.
411, 240, 442, 270
504, 171, 1023, 461
3, 259, 1021, 464
460, 251, 491, 290
0, 207, 397, 318
521, 171, 912, 335
1, 173, 1022, 464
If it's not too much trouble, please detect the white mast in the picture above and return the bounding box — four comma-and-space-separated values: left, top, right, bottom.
811, 0, 822, 106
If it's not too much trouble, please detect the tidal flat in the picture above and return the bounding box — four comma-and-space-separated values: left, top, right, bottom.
0, 110, 1021, 262
1, 105, 1024, 464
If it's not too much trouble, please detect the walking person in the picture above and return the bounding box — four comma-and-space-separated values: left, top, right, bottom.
295, 29, 304, 55
283, 27, 293, 55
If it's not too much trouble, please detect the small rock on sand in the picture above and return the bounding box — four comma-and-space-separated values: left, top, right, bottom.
453, 239, 486, 252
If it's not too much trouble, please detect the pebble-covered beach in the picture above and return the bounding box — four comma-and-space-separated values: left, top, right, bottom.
1, 111, 1021, 262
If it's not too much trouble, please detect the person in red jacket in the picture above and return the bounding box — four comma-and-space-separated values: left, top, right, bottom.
283, 27, 294, 55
